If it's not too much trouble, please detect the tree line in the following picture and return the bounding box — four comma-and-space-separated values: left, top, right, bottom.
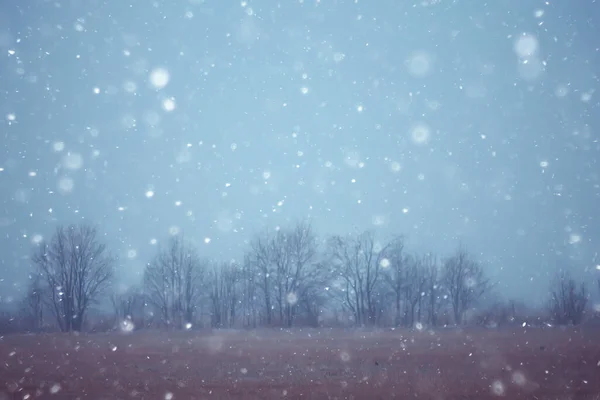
14, 222, 595, 333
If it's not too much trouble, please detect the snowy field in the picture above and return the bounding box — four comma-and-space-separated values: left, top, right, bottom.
1, 327, 598, 399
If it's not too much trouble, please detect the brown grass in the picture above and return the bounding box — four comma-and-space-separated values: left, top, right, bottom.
1, 327, 599, 399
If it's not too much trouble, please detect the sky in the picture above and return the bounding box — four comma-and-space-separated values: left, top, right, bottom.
0, 0, 598, 306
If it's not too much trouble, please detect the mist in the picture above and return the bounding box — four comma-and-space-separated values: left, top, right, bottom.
1, 1, 598, 309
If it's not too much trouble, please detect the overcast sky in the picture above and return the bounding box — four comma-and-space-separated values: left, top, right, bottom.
1, 0, 598, 306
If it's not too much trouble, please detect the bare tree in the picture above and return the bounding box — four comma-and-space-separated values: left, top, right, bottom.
271, 221, 318, 327
548, 271, 587, 325
111, 286, 145, 328
328, 231, 389, 326
296, 260, 334, 327
182, 252, 204, 325
21, 274, 46, 331
382, 236, 406, 327
247, 232, 274, 325
244, 221, 320, 327
269, 229, 293, 325
240, 254, 259, 328
423, 254, 442, 327
209, 262, 240, 328
442, 247, 491, 325
143, 236, 204, 329
382, 246, 441, 328
402, 255, 428, 327
31, 224, 114, 332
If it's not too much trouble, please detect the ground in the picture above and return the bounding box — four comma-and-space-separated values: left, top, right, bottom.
0, 326, 598, 399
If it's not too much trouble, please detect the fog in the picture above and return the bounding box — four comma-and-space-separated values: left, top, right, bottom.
1, 0, 598, 309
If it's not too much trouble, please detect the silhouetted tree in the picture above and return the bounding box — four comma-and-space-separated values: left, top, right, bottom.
402, 255, 428, 327
244, 221, 320, 327
423, 254, 442, 327
382, 236, 407, 327
240, 254, 259, 328
144, 236, 204, 329
209, 261, 239, 328
21, 273, 46, 331
32, 224, 114, 332
271, 221, 319, 327
442, 247, 491, 325
548, 271, 587, 325
246, 231, 275, 325
328, 231, 389, 326
111, 286, 144, 328
296, 260, 333, 327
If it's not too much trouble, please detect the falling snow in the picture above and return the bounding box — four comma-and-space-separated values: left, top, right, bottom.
0, 1, 597, 398
149, 68, 170, 89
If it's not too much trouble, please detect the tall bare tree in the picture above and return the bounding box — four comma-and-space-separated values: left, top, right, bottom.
246, 231, 275, 325
382, 236, 407, 327
402, 255, 428, 327
442, 247, 491, 325
31, 224, 114, 332
296, 260, 333, 327
271, 221, 318, 327
328, 231, 389, 326
269, 229, 293, 325
244, 221, 319, 327
21, 274, 46, 331
423, 254, 442, 327
144, 236, 204, 329
240, 254, 259, 328
548, 271, 587, 325
209, 262, 239, 328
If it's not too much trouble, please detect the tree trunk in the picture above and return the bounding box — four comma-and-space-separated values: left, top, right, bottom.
394, 293, 401, 327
